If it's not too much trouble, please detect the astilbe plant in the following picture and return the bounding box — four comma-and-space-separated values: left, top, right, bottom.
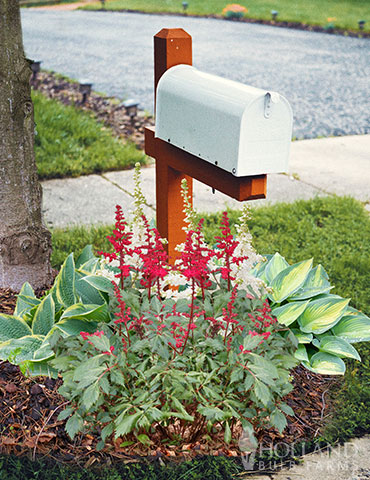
51, 169, 298, 451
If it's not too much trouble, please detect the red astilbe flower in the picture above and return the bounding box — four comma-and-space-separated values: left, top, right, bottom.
98, 205, 134, 288
135, 216, 168, 299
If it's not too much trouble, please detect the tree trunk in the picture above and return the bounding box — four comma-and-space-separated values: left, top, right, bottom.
0, 0, 52, 291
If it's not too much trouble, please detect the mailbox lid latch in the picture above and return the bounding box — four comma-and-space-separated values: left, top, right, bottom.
264, 92, 280, 119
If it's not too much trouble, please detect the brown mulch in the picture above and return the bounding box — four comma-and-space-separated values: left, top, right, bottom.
32, 71, 155, 151
0, 287, 340, 465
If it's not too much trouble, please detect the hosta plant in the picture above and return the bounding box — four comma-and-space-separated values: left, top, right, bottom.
0, 245, 112, 376
50, 197, 298, 449
251, 253, 370, 375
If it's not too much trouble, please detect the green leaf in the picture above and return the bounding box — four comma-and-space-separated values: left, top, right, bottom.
279, 402, 294, 416
304, 352, 346, 375
26, 361, 58, 378
75, 273, 106, 306
61, 303, 109, 323
265, 253, 289, 283
224, 421, 231, 444
32, 294, 55, 336
101, 423, 114, 442
171, 397, 194, 422
243, 333, 263, 351
254, 380, 271, 406
32, 337, 54, 362
55, 318, 98, 337
294, 344, 309, 362
289, 265, 332, 300
82, 382, 100, 410
272, 300, 310, 326
291, 329, 313, 344
14, 283, 36, 317
269, 259, 313, 303
88, 334, 111, 353
78, 257, 100, 274
115, 411, 141, 438
0, 314, 32, 342
137, 434, 153, 445
318, 336, 361, 361
270, 409, 287, 433
75, 245, 95, 268
65, 413, 84, 440
57, 407, 74, 421
0, 335, 43, 363
332, 314, 370, 343
248, 354, 279, 385
298, 297, 350, 334
56, 254, 77, 307
81, 275, 115, 294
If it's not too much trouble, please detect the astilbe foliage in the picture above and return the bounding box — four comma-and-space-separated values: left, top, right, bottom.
51, 202, 298, 451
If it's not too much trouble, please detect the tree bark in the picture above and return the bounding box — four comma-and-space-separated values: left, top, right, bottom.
0, 0, 52, 291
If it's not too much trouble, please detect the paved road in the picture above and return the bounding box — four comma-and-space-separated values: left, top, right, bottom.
22, 10, 370, 139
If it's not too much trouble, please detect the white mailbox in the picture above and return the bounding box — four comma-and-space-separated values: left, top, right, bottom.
155, 65, 293, 177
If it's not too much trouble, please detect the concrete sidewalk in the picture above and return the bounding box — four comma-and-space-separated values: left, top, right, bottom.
41, 134, 370, 227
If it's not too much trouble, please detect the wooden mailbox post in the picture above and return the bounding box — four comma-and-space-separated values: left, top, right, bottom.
145, 28, 267, 262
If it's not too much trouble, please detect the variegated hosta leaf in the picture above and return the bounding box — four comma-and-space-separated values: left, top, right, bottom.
0, 335, 44, 363
60, 303, 109, 323
264, 253, 289, 283
291, 329, 313, 344
56, 253, 77, 307
317, 336, 361, 361
32, 338, 55, 362
303, 352, 346, 375
250, 260, 268, 283
77, 257, 100, 275
14, 282, 36, 317
269, 258, 313, 304
272, 300, 310, 326
26, 361, 59, 378
32, 294, 55, 336
75, 245, 95, 269
289, 265, 332, 301
294, 344, 309, 362
332, 314, 370, 343
82, 275, 115, 294
75, 273, 106, 306
56, 318, 99, 337
298, 297, 350, 334
0, 314, 32, 342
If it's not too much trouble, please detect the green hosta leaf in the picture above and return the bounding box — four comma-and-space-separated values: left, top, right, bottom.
82, 382, 100, 410
289, 265, 332, 300
265, 253, 289, 283
115, 411, 141, 438
14, 283, 36, 317
27, 361, 58, 378
318, 336, 361, 360
332, 314, 370, 343
294, 344, 309, 362
32, 294, 55, 336
224, 421, 232, 444
56, 254, 77, 307
61, 303, 109, 323
304, 352, 346, 375
254, 380, 272, 406
0, 314, 32, 342
269, 259, 313, 303
298, 297, 350, 334
75, 274, 106, 306
75, 245, 95, 268
0, 335, 43, 363
81, 275, 115, 294
66, 413, 84, 440
56, 318, 98, 337
270, 409, 287, 433
272, 300, 310, 326
291, 329, 313, 344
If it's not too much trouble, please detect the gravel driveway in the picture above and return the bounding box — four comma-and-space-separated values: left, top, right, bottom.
21, 10, 370, 139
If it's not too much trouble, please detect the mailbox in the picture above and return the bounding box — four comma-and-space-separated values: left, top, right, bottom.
155, 65, 293, 177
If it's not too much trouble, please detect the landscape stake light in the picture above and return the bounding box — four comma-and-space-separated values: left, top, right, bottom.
122, 99, 140, 123
182, 2, 188, 12
30, 60, 42, 82
271, 10, 278, 21
79, 80, 93, 104
100, 0, 106, 8
358, 19, 366, 30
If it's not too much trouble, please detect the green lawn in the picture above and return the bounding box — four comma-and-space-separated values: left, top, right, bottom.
50, 195, 370, 446
20, 0, 81, 6
82, 0, 370, 32
33, 90, 146, 179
